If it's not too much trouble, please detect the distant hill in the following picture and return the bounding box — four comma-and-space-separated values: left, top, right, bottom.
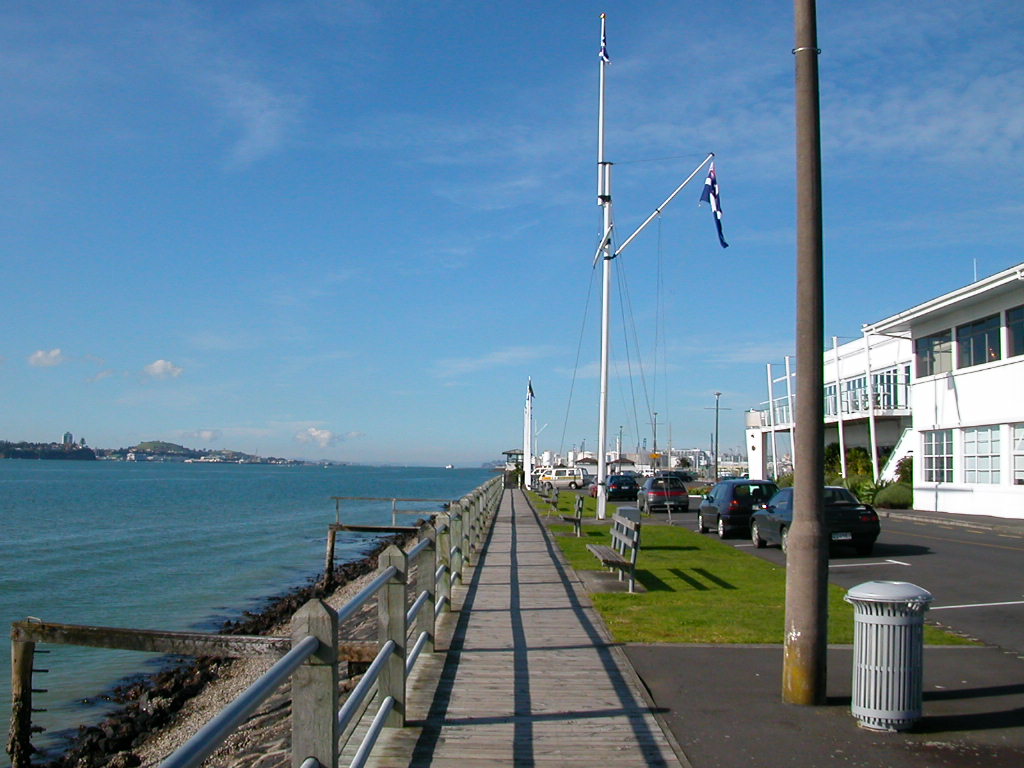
132, 441, 198, 457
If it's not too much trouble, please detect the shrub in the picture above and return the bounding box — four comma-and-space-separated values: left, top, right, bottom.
775, 472, 794, 488
896, 455, 913, 485
874, 482, 913, 509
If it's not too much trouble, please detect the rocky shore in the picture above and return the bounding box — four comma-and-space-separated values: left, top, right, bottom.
34, 530, 419, 768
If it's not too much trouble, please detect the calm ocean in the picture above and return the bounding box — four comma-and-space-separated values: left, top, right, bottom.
0, 460, 492, 757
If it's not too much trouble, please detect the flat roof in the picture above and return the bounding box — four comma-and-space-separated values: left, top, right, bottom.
863, 261, 1024, 336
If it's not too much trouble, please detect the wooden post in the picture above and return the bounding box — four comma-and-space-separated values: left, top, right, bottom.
291, 600, 339, 768
378, 545, 406, 727
417, 527, 437, 654
461, 496, 474, 567
436, 514, 452, 616
323, 526, 337, 590
450, 504, 464, 584
8, 640, 35, 768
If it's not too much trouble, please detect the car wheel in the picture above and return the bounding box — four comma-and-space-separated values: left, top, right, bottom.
697, 513, 708, 534
854, 542, 874, 557
717, 517, 727, 539
781, 526, 790, 555
751, 521, 766, 549
569, 481, 578, 489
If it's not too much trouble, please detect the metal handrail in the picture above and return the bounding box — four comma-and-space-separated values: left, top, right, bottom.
348, 696, 395, 768
405, 631, 429, 675
160, 634, 320, 768
406, 536, 432, 560
336, 640, 395, 732
405, 590, 430, 626
336, 565, 398, 625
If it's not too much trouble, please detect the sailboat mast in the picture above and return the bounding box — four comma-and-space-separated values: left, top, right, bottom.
596, 13, 613, 521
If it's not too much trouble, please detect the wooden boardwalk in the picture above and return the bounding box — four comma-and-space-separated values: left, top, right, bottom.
355, 488, 684, 767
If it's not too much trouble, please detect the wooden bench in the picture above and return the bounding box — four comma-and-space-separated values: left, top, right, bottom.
541, 487, 560, 516
586, 511, 642, 593
560, 495, 585, 537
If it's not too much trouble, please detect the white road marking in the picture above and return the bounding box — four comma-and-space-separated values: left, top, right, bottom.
828, 559, 911, 568
930, 599, 1024, 611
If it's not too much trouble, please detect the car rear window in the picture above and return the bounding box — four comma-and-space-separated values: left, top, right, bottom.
652, 478, 685, 490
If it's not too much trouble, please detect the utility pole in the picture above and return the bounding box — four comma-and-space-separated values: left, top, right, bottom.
784, 0, 828, 706
651, 411, 658, 471
705, 392, 731, 481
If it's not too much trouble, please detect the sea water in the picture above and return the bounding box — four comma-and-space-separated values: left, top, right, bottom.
0, 460, 492, 758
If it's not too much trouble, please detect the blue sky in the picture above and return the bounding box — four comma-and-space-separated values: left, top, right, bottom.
2, 1, 1023, 465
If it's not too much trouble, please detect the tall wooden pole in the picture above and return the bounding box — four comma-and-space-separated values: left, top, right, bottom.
783, 0, 828, 706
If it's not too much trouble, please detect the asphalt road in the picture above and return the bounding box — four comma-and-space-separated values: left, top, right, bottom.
708, 514, 1024, 655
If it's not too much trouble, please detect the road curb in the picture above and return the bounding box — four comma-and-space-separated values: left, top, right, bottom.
879, 508, 1024, 537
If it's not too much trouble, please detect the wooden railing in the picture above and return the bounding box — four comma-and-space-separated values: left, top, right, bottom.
8, 476, 504, 768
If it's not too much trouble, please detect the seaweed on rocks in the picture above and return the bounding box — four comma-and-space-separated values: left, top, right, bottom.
36, 530, 419, 768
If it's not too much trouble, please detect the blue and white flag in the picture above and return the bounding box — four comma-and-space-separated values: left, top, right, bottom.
599, 28, 610, 63
699, 162, 729, 249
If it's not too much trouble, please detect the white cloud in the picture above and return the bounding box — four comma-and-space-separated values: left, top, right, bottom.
295, 427, 340, 448
181, 429, 222, 443
87, 370, 115, 383
210, 71, 298, 167
29, 348, 66, 367
143, 359, 183, 379
435, 345, 560, 379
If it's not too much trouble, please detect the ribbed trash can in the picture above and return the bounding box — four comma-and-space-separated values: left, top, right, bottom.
844, 581, 932, 731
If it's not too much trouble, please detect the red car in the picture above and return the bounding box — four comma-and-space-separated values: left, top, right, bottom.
636, 476, 689, 516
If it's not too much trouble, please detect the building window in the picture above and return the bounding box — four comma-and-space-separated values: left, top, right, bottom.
963, 426, 1001, 484
957, 314, 1001, 368
1013, 424, 1024, 485
915, 331, 952, 377
923, 429, 953, 483
1009, 305, 1024, 358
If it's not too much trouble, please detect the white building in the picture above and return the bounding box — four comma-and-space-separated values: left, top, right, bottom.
747, 261, 1024, 519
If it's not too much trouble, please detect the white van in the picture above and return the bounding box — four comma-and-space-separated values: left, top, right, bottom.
539, 467, 591, 490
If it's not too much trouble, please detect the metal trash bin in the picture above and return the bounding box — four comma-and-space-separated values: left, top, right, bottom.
844, 581, 932, 731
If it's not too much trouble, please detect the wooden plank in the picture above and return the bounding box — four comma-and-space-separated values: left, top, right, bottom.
10, 621, 292, 658
11, 621, 378, 662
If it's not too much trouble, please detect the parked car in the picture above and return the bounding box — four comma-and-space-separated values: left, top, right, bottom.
654, 470, 695, 483
589, 473, 640, 500
636, 476, 689, 516
749, 486, 881, 556
698, 479, 779, 538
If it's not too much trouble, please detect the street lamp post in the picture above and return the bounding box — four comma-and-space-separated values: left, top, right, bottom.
713, 393, 721, 480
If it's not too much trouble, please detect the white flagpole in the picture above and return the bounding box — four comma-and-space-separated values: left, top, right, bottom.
523, 379, 534, 489
596, 13, 612, 521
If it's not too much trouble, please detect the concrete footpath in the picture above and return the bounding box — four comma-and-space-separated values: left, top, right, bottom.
550, 502, 1024, 768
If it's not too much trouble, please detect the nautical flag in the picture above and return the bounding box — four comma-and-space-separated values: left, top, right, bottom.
699, 162, 729, 249
527, 379, 535, 400
599, 27, 610, 63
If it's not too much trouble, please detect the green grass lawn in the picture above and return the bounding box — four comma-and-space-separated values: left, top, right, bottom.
547, 518, 973, 646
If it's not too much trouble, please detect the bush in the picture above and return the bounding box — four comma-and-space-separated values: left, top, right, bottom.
896, 455, 913, 485
874, 482, 913, 509
775, 472, 794, 488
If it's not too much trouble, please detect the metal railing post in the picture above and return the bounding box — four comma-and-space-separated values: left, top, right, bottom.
290, 600, 339, 768
377, 546, 406, 727
417, 527, 436, 654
